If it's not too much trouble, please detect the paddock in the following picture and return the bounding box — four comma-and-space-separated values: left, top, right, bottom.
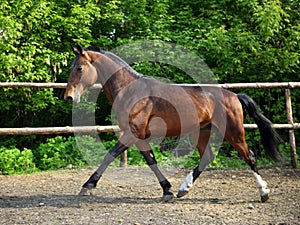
0, 167, 299, 224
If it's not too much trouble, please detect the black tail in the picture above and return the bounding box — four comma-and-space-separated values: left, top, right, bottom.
237, 94, 281, 162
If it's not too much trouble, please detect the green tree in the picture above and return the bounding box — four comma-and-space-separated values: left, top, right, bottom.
0, 0, 298, 160
0, 0, 102, 147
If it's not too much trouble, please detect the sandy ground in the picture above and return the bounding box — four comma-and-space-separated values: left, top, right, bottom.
0, 167, 299, 225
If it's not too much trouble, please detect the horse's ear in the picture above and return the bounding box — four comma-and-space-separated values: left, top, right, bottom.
77, 43, 84, 55
71, 44, 80, 55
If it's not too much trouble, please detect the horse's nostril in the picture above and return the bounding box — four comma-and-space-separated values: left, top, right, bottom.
65, 96, 74, 104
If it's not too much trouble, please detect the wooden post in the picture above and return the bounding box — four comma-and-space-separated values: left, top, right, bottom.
285, 89, 298, 168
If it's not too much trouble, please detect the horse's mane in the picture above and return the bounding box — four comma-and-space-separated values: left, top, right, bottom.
85, 46, 144, 78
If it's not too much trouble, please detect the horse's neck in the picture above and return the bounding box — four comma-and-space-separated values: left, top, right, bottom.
97, 55, 139, 103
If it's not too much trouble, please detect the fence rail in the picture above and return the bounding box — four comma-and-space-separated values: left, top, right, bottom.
0, 126, 121, 135
0, 124, 298, 136
0, 82, 298, 168
1, 82, 300, 89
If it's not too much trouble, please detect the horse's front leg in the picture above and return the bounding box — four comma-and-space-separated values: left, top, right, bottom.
135, 140, 174, 202
79, 139, 131, 195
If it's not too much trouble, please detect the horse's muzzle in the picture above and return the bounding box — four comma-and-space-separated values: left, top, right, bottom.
65, 96, 74, 104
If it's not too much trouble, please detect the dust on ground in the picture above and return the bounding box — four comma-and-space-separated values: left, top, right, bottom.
0, 167, 299, 225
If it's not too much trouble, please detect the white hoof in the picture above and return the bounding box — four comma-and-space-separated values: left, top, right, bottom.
261, 192, 270, 202
178, 171, 193, 197
260, 187, 270, 196
177, 190, 189, 198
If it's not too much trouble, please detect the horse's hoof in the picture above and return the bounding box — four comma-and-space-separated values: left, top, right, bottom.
162, 193, 175, 202
261, 193, 269, 203
177, 190, 188, 198
78, 187, 92, 196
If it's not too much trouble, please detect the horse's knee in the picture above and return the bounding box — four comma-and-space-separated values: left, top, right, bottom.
248, 150, 258, 172
248, 150, 256, 164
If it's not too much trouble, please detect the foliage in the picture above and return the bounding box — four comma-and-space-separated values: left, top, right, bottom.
33, 136, 85, 170
127, 143, 171, 166
76, 135, 120, 167
1, 136, 298, 175
0, 147, 36, 174
0, 0, 299, 170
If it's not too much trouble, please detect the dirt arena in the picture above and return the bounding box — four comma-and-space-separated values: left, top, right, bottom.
0, 167, 299, 224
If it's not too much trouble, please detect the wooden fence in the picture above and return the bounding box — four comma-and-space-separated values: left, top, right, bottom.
0, 82, 299, 168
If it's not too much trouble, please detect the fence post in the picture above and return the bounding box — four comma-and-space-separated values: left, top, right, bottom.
285, 89, 297, 168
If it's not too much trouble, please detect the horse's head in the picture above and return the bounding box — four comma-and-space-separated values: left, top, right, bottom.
64, 44, 99, 104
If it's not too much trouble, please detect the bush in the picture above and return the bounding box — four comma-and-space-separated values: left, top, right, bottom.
0, 147, 36, 175
1, 135, 291, 176
33, 136, 86, 170
127, 143, 172, 166
75, 136, 116, 166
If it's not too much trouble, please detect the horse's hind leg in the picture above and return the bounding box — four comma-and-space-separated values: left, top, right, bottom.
177, 127, 215, 198
224, 127, 270, 202
135, 140, 174, 202
120, 152, 127, 167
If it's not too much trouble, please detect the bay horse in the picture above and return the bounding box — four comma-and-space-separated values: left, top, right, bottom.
64, 44, 281, 202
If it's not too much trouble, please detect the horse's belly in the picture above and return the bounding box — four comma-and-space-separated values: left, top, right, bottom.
147, 113, 202, 137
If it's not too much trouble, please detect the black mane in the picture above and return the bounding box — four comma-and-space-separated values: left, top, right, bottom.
84, 46, 105, 53
85, 46, 144, 78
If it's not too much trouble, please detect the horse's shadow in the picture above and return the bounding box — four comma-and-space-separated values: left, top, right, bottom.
0, 194, 165, 208
0, 194, 258, 208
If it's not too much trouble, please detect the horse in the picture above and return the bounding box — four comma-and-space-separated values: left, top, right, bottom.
64, 44, 281, 202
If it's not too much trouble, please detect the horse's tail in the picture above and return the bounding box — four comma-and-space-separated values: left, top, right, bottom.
237, 94, 281, 162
